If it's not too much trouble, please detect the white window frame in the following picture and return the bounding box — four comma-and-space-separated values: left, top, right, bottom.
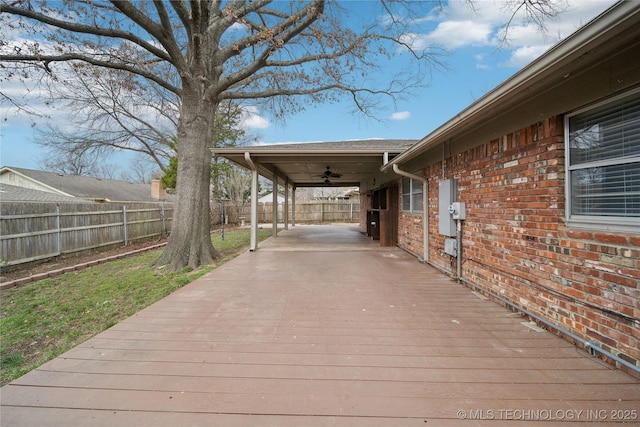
402, 176, 423, 213
564, 88, 640, 232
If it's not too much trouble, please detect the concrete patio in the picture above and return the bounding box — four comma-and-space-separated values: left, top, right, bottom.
1, 224, 639, 426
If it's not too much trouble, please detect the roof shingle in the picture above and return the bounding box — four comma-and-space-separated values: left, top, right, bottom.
0, 167, 172, 203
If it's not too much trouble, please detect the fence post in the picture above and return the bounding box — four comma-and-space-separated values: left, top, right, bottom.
123, 205, 128, 246
56, 204, 62, 256
161, 204, 166, 237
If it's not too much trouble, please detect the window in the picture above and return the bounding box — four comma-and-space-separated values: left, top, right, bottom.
402, 177, 422, 213
566, 89, 640, 230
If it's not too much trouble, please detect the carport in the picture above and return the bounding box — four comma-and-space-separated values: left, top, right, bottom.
212, 139, 416, 250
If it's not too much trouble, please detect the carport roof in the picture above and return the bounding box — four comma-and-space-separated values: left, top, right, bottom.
212, 139, 416, 187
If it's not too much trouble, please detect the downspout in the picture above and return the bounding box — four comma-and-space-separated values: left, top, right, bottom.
392, 164, 429, 263
244, 152, 259, 251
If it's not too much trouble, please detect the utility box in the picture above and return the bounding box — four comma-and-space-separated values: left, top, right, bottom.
449, 202, 466, 220
444, 238, 457, 257
439, 179, 456, 236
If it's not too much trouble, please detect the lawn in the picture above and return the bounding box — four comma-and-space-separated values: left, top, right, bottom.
0, 227, 273, 386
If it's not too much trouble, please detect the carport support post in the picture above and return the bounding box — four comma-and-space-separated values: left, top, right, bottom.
292, 186, 296, 227
272, 174, 278, 237
251, 170, 259, 250
284, 178, 289, 230
245, 153, 259, 252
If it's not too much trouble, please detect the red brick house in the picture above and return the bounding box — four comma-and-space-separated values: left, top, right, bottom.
373, 1, 640, 376
214, 1, 639, 376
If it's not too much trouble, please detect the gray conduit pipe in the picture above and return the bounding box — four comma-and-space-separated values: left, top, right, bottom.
392, 202, 636, 373
458, 277, 639, 375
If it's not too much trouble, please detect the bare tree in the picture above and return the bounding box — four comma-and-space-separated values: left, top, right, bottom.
119, 156, 159, 184
498, 0, 569, 47
0, 1, 561, 270
32, 61, 249, 180
39, 149, 119, 179
218, 165, 252, 224
34, 66, 179, 172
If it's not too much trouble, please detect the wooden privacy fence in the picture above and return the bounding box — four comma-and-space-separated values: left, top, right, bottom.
1, 202, 173, 267
212, 200, 360, 225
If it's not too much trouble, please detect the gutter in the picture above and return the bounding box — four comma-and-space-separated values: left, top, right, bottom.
214, 148, 407, 156
392, 164, 429, 263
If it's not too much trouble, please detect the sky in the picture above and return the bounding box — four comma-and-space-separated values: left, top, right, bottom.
0, 0, 618, 176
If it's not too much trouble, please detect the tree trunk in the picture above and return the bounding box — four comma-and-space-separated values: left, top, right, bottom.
155, 87, 219, 271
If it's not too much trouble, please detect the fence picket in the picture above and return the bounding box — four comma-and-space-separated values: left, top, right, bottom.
1, 200, 357, 267
0, 202, 174, 267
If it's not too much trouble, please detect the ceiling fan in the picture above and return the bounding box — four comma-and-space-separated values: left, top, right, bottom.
316, 166, 342, 179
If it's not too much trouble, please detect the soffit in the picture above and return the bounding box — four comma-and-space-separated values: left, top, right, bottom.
213, 140, 417, 187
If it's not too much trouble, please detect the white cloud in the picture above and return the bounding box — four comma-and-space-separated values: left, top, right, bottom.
229, 22, 247, 31
425, 20, 493, 49
401, 21, 492, 51
390, 111, 411, 121
0, 78, 59, 129
241, 106, 270, 130
405, 0, 617, 69
502, 44, 553, 68
473, 53, 490, 69
498, 23, 548, 48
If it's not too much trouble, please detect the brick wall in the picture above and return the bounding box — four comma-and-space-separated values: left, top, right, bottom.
397, 116, 640, 376
398, 181, 425, 258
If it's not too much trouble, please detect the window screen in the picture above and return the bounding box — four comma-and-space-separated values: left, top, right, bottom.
567, 90, 640, 224
402, 177, 423, 213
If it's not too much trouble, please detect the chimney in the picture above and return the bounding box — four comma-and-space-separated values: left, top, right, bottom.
151, 179, 165, 201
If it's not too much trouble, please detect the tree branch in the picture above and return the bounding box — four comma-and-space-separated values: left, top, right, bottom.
216, 0, 325, 95
2, 53, 181, 95
0, 3, 172, 62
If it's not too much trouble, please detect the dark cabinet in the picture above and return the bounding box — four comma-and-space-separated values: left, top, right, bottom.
367, 186, 397, 247
367, 210, 380, 240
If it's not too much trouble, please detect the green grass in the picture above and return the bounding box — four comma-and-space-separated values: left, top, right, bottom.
0, 227, 274, 386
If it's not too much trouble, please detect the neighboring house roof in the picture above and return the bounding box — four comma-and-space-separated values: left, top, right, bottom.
0, 183, 91, 203
0, 166, 171, 203
383, 0, 640, 170
258, 192, 285, 203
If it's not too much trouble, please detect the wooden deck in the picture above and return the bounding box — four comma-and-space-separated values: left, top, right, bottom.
2, 225, 639, 426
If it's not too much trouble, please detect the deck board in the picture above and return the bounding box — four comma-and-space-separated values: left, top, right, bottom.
2, 225, 638, 426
